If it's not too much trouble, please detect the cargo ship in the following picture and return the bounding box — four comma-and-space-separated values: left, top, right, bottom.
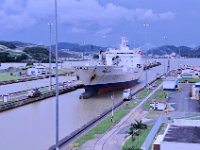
75, 37, 143, 98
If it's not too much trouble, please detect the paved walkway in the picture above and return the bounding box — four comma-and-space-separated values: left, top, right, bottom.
168, 84, 200, 113
80, 84, 163, 150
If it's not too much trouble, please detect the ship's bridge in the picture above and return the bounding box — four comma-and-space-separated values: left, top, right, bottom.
105, 49, 143, 67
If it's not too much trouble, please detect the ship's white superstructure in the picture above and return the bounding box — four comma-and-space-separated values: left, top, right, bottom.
75, 37, 143, 97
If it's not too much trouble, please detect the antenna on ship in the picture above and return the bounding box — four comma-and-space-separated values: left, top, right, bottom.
163, 36, 168, 76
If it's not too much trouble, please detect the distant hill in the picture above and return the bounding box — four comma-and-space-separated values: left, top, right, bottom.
0, 40, 53, 63
0, 41, 34, 49
0, 41, 17, 49
24, 47, 55, 63
0, 46, 53, 63
147, 45, 200, 57
55, 42, 107, 52
0, 40, 106, 62
2, 40, 200, 62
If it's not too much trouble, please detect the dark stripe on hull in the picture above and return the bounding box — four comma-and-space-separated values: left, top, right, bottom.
84, 79, 139, 97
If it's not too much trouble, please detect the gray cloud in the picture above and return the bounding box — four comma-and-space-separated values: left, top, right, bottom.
0, 0, 175, 30
96, 27, 113, 37
68, 27, 86, 33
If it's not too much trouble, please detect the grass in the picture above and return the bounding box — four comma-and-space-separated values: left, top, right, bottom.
155, 79, 163, 84
178, 78, 200, 83
122, 126, 153, 150
0, 72, 24, 81
0, 68, 74, 82
187, 117, 200, 120
124, 101, 138, 110
74, 101, 138, 147
136, 89, 152, 99
74, 109, 129, 147
136, 79, 163, 100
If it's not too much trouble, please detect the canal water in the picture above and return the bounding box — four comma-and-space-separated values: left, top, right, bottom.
0, 58, 200, 150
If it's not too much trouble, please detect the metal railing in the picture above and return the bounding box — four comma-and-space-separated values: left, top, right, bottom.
141, 115, 164, 150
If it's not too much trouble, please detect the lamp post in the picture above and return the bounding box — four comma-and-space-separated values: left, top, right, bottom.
83, 41, 86, 60
54, 0, 59, 149
178, 45, 181, 68
143, 22, 149, 87
48, 22, 53, 90
163, 36, 167, 76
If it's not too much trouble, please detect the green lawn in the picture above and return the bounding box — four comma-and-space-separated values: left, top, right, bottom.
74, 101, 138, 147
124, 101, 138, 110
122, 126, 153, 150
136, 89, 152, 99
0, 72, 24, 81
179, 78, 200, 83
0, 68, 74, 82
187, 117, 200, 120
74, 109, 129, 147
136, 79, 162, 100
155, 79, 163, 84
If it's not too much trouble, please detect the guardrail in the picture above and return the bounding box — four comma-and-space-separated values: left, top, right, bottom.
141, 115, 164, 150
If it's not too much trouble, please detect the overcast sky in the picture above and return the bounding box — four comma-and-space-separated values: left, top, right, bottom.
0, 0, 200, 48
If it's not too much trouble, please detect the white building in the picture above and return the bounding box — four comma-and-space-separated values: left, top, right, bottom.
191, 82, 200, 100
181, 68, 200, 78
150, 100, 167, 111
27, 65, 47, 76
163, 78, 178, 91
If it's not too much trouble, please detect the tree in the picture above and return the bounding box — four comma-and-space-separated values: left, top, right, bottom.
24, 46, 55, 63
26, 61, 34, 66
133, 120, 147, 130
0, 41, 16, 49
127, 123, 140, 141
127, 120, 147, 141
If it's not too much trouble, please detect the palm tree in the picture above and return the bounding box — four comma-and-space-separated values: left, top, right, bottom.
127, 120, 147, 141
133, 120, 147, 130
127, 123, 140, 141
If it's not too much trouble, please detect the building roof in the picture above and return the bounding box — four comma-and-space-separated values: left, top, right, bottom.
163, 125, 200, 144
152, 99, 166, 104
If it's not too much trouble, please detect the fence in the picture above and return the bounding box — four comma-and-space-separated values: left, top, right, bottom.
141, 115, 164, 150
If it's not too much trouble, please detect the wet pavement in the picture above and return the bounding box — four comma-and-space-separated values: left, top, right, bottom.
168, 84, 200, 113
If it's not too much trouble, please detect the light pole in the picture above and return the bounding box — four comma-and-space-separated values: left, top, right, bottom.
143, 22, 149, 87
54, 0, 59, 149
178, 45, 181, 68
163, 36, 167, 76
48, 22, 53, 90
83, 41, 85, 60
